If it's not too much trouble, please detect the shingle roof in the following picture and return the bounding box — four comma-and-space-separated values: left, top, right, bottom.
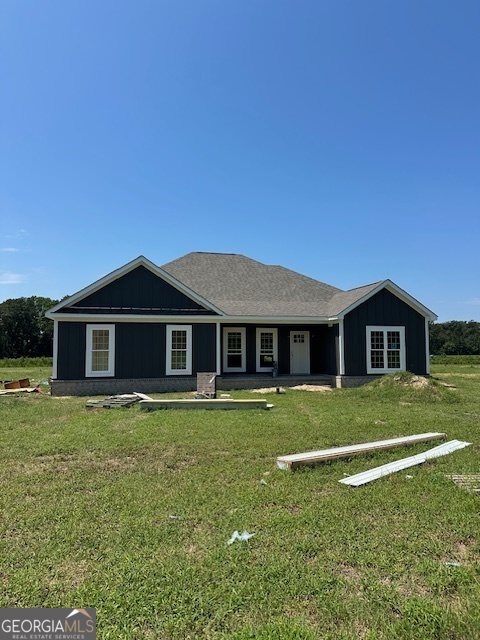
162, 252, 381, 317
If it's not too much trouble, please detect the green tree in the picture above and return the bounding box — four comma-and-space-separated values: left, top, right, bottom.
0, 296, 58, 358
430, 320, 480, 355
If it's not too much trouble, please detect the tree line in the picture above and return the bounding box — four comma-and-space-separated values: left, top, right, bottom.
0, 296, 58, 358
0, 296, 479, 358
429, 320, 480, 355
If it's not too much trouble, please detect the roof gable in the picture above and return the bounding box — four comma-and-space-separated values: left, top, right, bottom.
47, 256, 222, 317
332, 280, 437, 321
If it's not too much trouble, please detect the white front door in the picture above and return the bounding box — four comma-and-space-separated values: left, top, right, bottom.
290, 331, 310, 374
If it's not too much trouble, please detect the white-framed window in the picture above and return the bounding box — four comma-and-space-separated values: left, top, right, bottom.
366, 326, 405, 374
256, 328, 278, 372
86, 324, 115, 377
223, 327, 246, 372
166, 325, 192, 375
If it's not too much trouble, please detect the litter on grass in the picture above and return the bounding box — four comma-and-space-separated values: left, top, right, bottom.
446, 474, 480, 493
339, 440, 472, 487
227, 530, 255, 545
260, 479, 268, 485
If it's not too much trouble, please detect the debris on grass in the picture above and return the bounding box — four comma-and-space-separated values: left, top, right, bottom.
446, 474, 480, 493
339, 440, 472, 487
86, 392, 153, 409
0, 384, 42, 396
227, 530, 255, 545
260, 479, 268, 485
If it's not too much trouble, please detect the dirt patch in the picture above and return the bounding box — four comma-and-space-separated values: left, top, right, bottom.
250, 384, 331, 393
378, 374, 430, 388
51, 558, 90, 589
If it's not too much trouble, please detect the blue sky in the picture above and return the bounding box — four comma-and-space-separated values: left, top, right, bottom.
1, 1, 479, 322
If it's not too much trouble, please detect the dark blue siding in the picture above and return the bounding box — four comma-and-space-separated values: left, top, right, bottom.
193, 324, 216, 372
63, 266, 215, 315
57, 321, 216, 380
116, 324, 166, 377
344, 289, 427, 375
57, 322, 87, 379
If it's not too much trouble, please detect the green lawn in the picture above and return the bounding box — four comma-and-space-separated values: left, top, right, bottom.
0, 366, 478, 639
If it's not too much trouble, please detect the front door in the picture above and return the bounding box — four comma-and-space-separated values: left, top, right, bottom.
290, 331, 310, 374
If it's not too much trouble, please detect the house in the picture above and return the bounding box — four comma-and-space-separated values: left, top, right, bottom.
46, 252, 437, 396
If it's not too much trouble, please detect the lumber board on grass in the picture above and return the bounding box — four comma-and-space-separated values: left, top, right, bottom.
139, 398, 273, 411
276, 432, 447, 470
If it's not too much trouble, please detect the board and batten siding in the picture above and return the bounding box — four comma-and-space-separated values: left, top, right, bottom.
343, 289, 427, 376
62, 265, 215, 315
57, 321, 217, 380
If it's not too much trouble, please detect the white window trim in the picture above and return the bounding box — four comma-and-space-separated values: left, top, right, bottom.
86, 324, 115, 377
223, 327, 246, 373
256, 328, 278, 373
166, 325, 192, 375
366, 325, 405, 374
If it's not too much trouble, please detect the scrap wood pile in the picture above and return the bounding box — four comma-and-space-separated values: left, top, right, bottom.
0, 379, 42, 396
86, 392, 153, 409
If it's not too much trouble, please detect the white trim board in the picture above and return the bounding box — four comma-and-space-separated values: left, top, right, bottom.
339, 440, 472, 487
277, 432, 447, 470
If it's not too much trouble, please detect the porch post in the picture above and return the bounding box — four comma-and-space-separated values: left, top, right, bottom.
52, 319, 58, 379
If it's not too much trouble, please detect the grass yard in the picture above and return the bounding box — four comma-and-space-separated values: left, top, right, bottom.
0, 366, 479, 639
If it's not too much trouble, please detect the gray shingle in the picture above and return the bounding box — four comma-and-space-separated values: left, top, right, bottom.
162, 252, 379, 317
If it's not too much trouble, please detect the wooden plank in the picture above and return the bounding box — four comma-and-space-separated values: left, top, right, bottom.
277, 432, 447, 470
339, 440, 472, 487
139, 399, 273, 411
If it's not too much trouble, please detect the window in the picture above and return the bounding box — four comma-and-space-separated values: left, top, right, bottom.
166, 325, 192, 375
86, 324, 115, 377
366, 326, 405, 374
223, 328, 246, 372
256, 328, 278, 372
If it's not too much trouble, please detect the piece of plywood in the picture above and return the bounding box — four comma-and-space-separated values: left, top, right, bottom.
277, 432, 447, 470
0, 386, 39, 396
339, 440, 472, 487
